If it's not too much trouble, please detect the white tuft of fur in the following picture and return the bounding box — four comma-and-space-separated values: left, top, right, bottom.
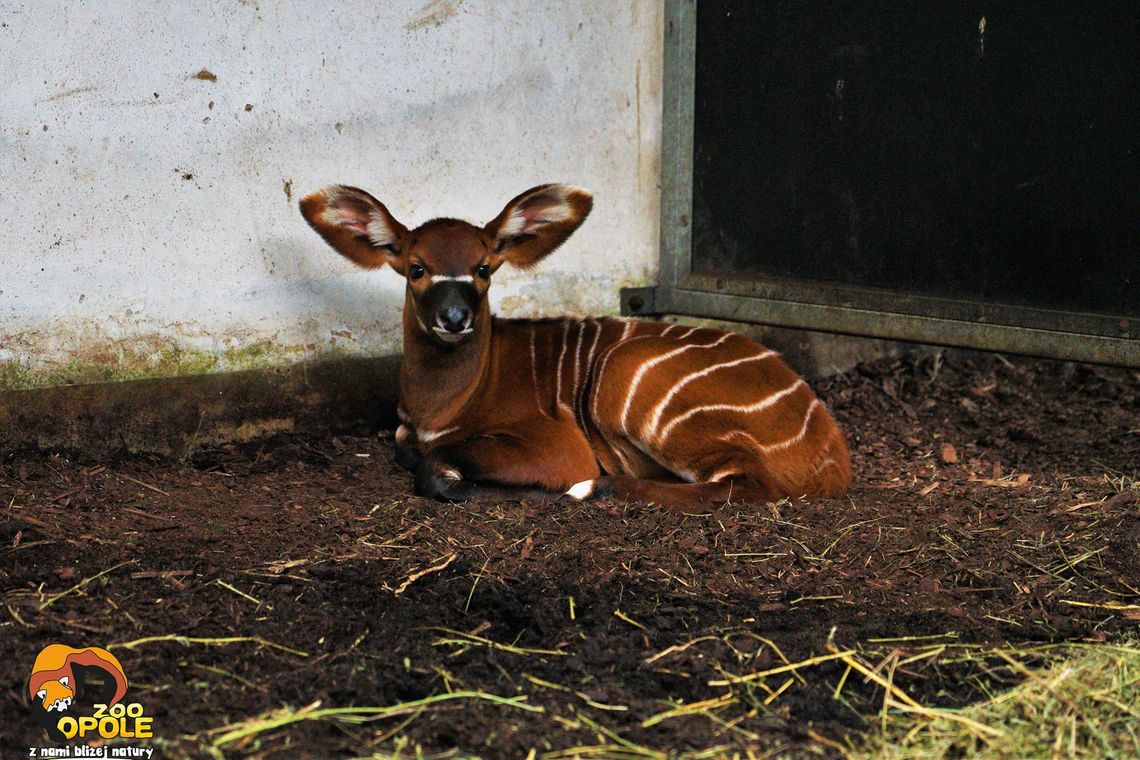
418, 426, 458, 444
565, 479, 595, 500
497, 185, 578, 242
315, 188, 398, 249
367, 209, 399, 248
319, 204, 345, 228
709, 467, 740, 483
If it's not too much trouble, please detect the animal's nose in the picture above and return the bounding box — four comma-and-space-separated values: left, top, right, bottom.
438, 305, 471, 332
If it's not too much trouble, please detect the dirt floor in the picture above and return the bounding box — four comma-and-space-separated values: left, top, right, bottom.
2, 351, 1138, 757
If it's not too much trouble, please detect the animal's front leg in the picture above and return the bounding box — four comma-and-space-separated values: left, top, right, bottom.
413, 421, 600, 503
414, 453, 474, 502
414, 451, 559, 503
394, 423, 423, 472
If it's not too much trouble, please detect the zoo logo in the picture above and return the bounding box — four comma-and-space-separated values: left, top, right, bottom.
27, 643, 154, 742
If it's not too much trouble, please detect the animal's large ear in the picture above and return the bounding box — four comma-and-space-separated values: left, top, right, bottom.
483, 184, 592, 268
299, 185, 409, 273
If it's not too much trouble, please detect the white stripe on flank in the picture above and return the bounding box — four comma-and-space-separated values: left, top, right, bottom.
675, 326, 699, 340
555, 320, 572, 414
612, 444, 635, 474
803, 437, 839, 485
579, 321, 606, 439
657, 379, 807, 445
618, 333, 733, 433
571, 320, 585, 418
529, 324, 542, 412
590, 330, 662, 425
641, 349, 775, 439
719, 398, 821, 454
417, 426, 459, 444
590, 343, 615, 423
660, 324, 677, 336
709, 467, 741, 483
589, 323, 654, 424
811, 456, 837, 475
768, 399, 820, 452
574, 320, 598, 434
584, 320, 602, 376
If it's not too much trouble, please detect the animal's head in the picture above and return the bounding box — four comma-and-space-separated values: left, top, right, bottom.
299, 184, 592, 347
35, 676, 74, 712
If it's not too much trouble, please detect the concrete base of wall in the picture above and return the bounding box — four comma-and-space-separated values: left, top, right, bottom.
0, 322, 911, 458
0, 356, 400, 458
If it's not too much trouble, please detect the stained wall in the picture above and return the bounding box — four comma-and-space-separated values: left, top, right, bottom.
0, 1, 662, 389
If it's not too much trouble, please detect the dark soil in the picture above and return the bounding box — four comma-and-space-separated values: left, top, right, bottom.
2, 352, 1138, 757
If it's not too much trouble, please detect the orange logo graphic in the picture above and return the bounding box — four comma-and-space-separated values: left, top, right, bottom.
29, 644, 128, 713
27, 643, 152, 744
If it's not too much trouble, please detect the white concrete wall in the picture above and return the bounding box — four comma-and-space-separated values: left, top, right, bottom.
0, 0, 662, 389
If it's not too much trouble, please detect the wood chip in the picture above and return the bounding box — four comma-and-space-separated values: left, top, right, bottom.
118, 474, 170, 496
122, 507, 176, 522
1102, 491, 1139, 510
392, 552, 457, 595
968, 474, 1031, 488
939, 443, 958, 463
968, 382, 997, 397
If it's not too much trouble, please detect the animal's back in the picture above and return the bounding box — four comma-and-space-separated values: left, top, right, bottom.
588, 322, 851, 498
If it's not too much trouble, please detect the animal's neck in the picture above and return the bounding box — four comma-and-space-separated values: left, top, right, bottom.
399, 294, 493, 428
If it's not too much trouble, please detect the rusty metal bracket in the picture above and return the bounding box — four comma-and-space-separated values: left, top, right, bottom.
619, 286, 664, 317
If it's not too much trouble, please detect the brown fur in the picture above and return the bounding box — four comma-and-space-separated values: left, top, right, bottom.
299, 184, 851, 509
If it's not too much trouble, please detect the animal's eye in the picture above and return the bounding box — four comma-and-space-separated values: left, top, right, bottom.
476, 263, 491, 280
409, 264, 426, 280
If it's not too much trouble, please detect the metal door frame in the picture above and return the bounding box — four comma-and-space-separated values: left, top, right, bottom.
622, 0, 1138, 367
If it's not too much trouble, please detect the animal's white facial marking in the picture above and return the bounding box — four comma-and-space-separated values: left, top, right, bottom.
432, 326, 473, 343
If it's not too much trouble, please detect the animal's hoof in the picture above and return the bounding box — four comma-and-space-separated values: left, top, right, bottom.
415, 462, 471, 502
394, 443, 424, 472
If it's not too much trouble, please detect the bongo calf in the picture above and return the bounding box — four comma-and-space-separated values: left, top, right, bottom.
300, 183, 851, 508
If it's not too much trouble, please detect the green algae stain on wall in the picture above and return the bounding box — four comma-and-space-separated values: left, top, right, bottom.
0, 271, 649, 393
0, 337, 358, 392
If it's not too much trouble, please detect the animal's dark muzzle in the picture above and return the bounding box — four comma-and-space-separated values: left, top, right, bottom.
422, 281, 478, 342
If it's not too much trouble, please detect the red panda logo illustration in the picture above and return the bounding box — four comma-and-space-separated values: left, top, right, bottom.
28, 644, 128, 713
